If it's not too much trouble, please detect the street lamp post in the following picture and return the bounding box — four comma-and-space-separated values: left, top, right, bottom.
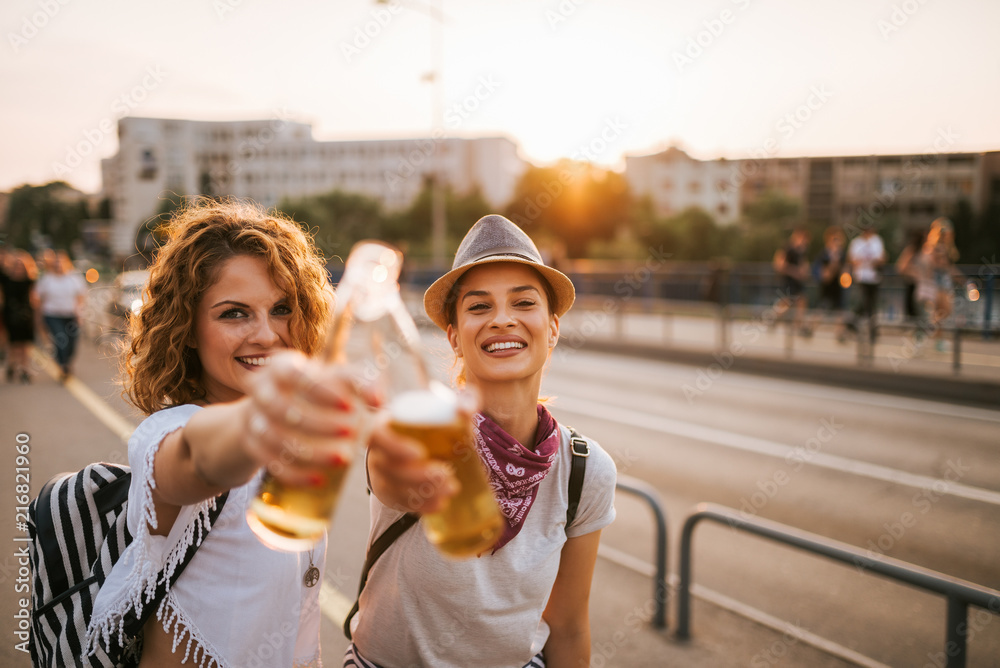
378, 0, 447, 271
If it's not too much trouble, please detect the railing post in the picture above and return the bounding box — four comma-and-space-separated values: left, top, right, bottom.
945, 595, 968, 668
953, 328, 961, 374
675, 511, 699, 640
983, 274, 993, 341
615, 476, 669, 630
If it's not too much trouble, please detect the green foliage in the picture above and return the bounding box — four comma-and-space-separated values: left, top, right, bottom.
743, 190, 800, 229
503, 161, 631, 256
280, 190, 385, 262
5, 181, 89, 251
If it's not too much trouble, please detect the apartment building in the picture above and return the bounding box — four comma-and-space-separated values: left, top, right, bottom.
626, 145, 1000, 233
624, 147, 741, 224
101, 117, 527, 258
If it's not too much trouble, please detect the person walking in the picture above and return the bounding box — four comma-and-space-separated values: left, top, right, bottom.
846, 225, 887, 341
84, 198, 454, 667
815, 226, 848, 342
346, 214, 618, 668
36, 249, 88, 380
0, 250, 39, 383
899, 217, 967, 353
772, 227, 812, 337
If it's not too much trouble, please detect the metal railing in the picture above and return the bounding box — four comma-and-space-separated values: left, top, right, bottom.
676, 503, 1000, 668
613, 475, 669, 629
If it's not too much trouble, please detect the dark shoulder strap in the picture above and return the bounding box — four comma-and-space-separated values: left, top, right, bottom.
123, 491, 229, 637
566, 426, 589, 530
343, 512, 419, 641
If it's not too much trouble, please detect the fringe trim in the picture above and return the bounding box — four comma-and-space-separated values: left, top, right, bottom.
294, 653, 322, 668
156, 592, 227, 667
85, 426, 219, 661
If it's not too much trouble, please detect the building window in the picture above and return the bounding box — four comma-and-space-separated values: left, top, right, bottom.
139, 149, 157, 180
689, 181, 702, 194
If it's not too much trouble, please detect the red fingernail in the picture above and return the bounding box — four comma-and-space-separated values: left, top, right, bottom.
307, 472, 326, 487
328, 452, 348, 468
334, 425, 354, 438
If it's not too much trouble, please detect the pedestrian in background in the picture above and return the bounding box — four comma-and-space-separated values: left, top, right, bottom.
846, 225, 886, 340
895, 228, 926, 325
347, 214, 617, 668
0, 250, 39, 383
815, 226, 848, 342
899, 217, 967, 353
85, 198, 454, 666
37, 249, 87, 381
772, 226, 812, 337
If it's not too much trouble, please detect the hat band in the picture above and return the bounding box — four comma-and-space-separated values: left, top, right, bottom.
463, 247, 540, 266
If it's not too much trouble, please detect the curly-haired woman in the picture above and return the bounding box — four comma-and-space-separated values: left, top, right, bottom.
86, 198, 455, 667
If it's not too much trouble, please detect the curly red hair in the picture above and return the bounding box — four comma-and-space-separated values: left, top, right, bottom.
124, 197, 331, 414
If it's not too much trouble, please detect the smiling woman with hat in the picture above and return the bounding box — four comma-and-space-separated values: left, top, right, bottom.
347, 215, 618, 668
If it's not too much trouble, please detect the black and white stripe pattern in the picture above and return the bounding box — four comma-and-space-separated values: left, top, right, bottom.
28, 463, 137, 667
343, 643, 546, 668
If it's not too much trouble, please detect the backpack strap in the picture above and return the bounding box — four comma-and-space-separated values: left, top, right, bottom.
342, 426, 590, 642
566, 426, 589, 528
116, 489, 229, 653
343, 512, 419, 641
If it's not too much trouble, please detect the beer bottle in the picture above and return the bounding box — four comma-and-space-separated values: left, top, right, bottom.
374, 267, 504, 558
246, 241, 404, 551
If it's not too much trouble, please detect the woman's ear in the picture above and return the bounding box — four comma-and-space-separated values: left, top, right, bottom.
447, 324, 463, 358
548, 315, 560, 349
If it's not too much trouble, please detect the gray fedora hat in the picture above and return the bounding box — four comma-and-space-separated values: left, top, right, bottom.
423, 214, 576, 331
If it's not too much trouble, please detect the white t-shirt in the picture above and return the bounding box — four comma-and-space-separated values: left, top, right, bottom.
87, 405, 324, 668
848, 234, 886, 285
352, 424, 617, 668
36, 272, 87, 317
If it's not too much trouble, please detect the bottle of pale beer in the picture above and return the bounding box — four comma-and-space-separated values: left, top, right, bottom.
246, 241, 404, 552
377, 291, 504, 559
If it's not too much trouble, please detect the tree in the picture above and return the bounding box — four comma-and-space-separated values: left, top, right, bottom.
280, 190, 385, 262
503, 161, 632, 256
382, 180, 494, 259
5, 181, 90, 251
641, 207, 720, 261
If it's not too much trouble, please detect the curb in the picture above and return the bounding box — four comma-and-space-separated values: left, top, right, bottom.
576, 339, 1000, 410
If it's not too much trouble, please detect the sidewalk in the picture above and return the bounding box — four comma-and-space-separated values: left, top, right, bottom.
557, 307, 1000, 409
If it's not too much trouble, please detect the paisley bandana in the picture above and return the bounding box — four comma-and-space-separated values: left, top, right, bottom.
473, 404, 560, 552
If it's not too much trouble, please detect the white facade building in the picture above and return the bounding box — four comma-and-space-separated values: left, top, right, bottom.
625, 146, 741, 224
102, 117, 526, 258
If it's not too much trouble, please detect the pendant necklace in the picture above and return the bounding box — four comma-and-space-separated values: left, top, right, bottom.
303, 549, 320, 588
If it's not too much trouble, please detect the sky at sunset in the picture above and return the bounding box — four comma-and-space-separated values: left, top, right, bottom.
1, 0, 998, 194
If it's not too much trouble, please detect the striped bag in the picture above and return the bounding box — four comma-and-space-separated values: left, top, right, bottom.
27, 463, 226, 667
